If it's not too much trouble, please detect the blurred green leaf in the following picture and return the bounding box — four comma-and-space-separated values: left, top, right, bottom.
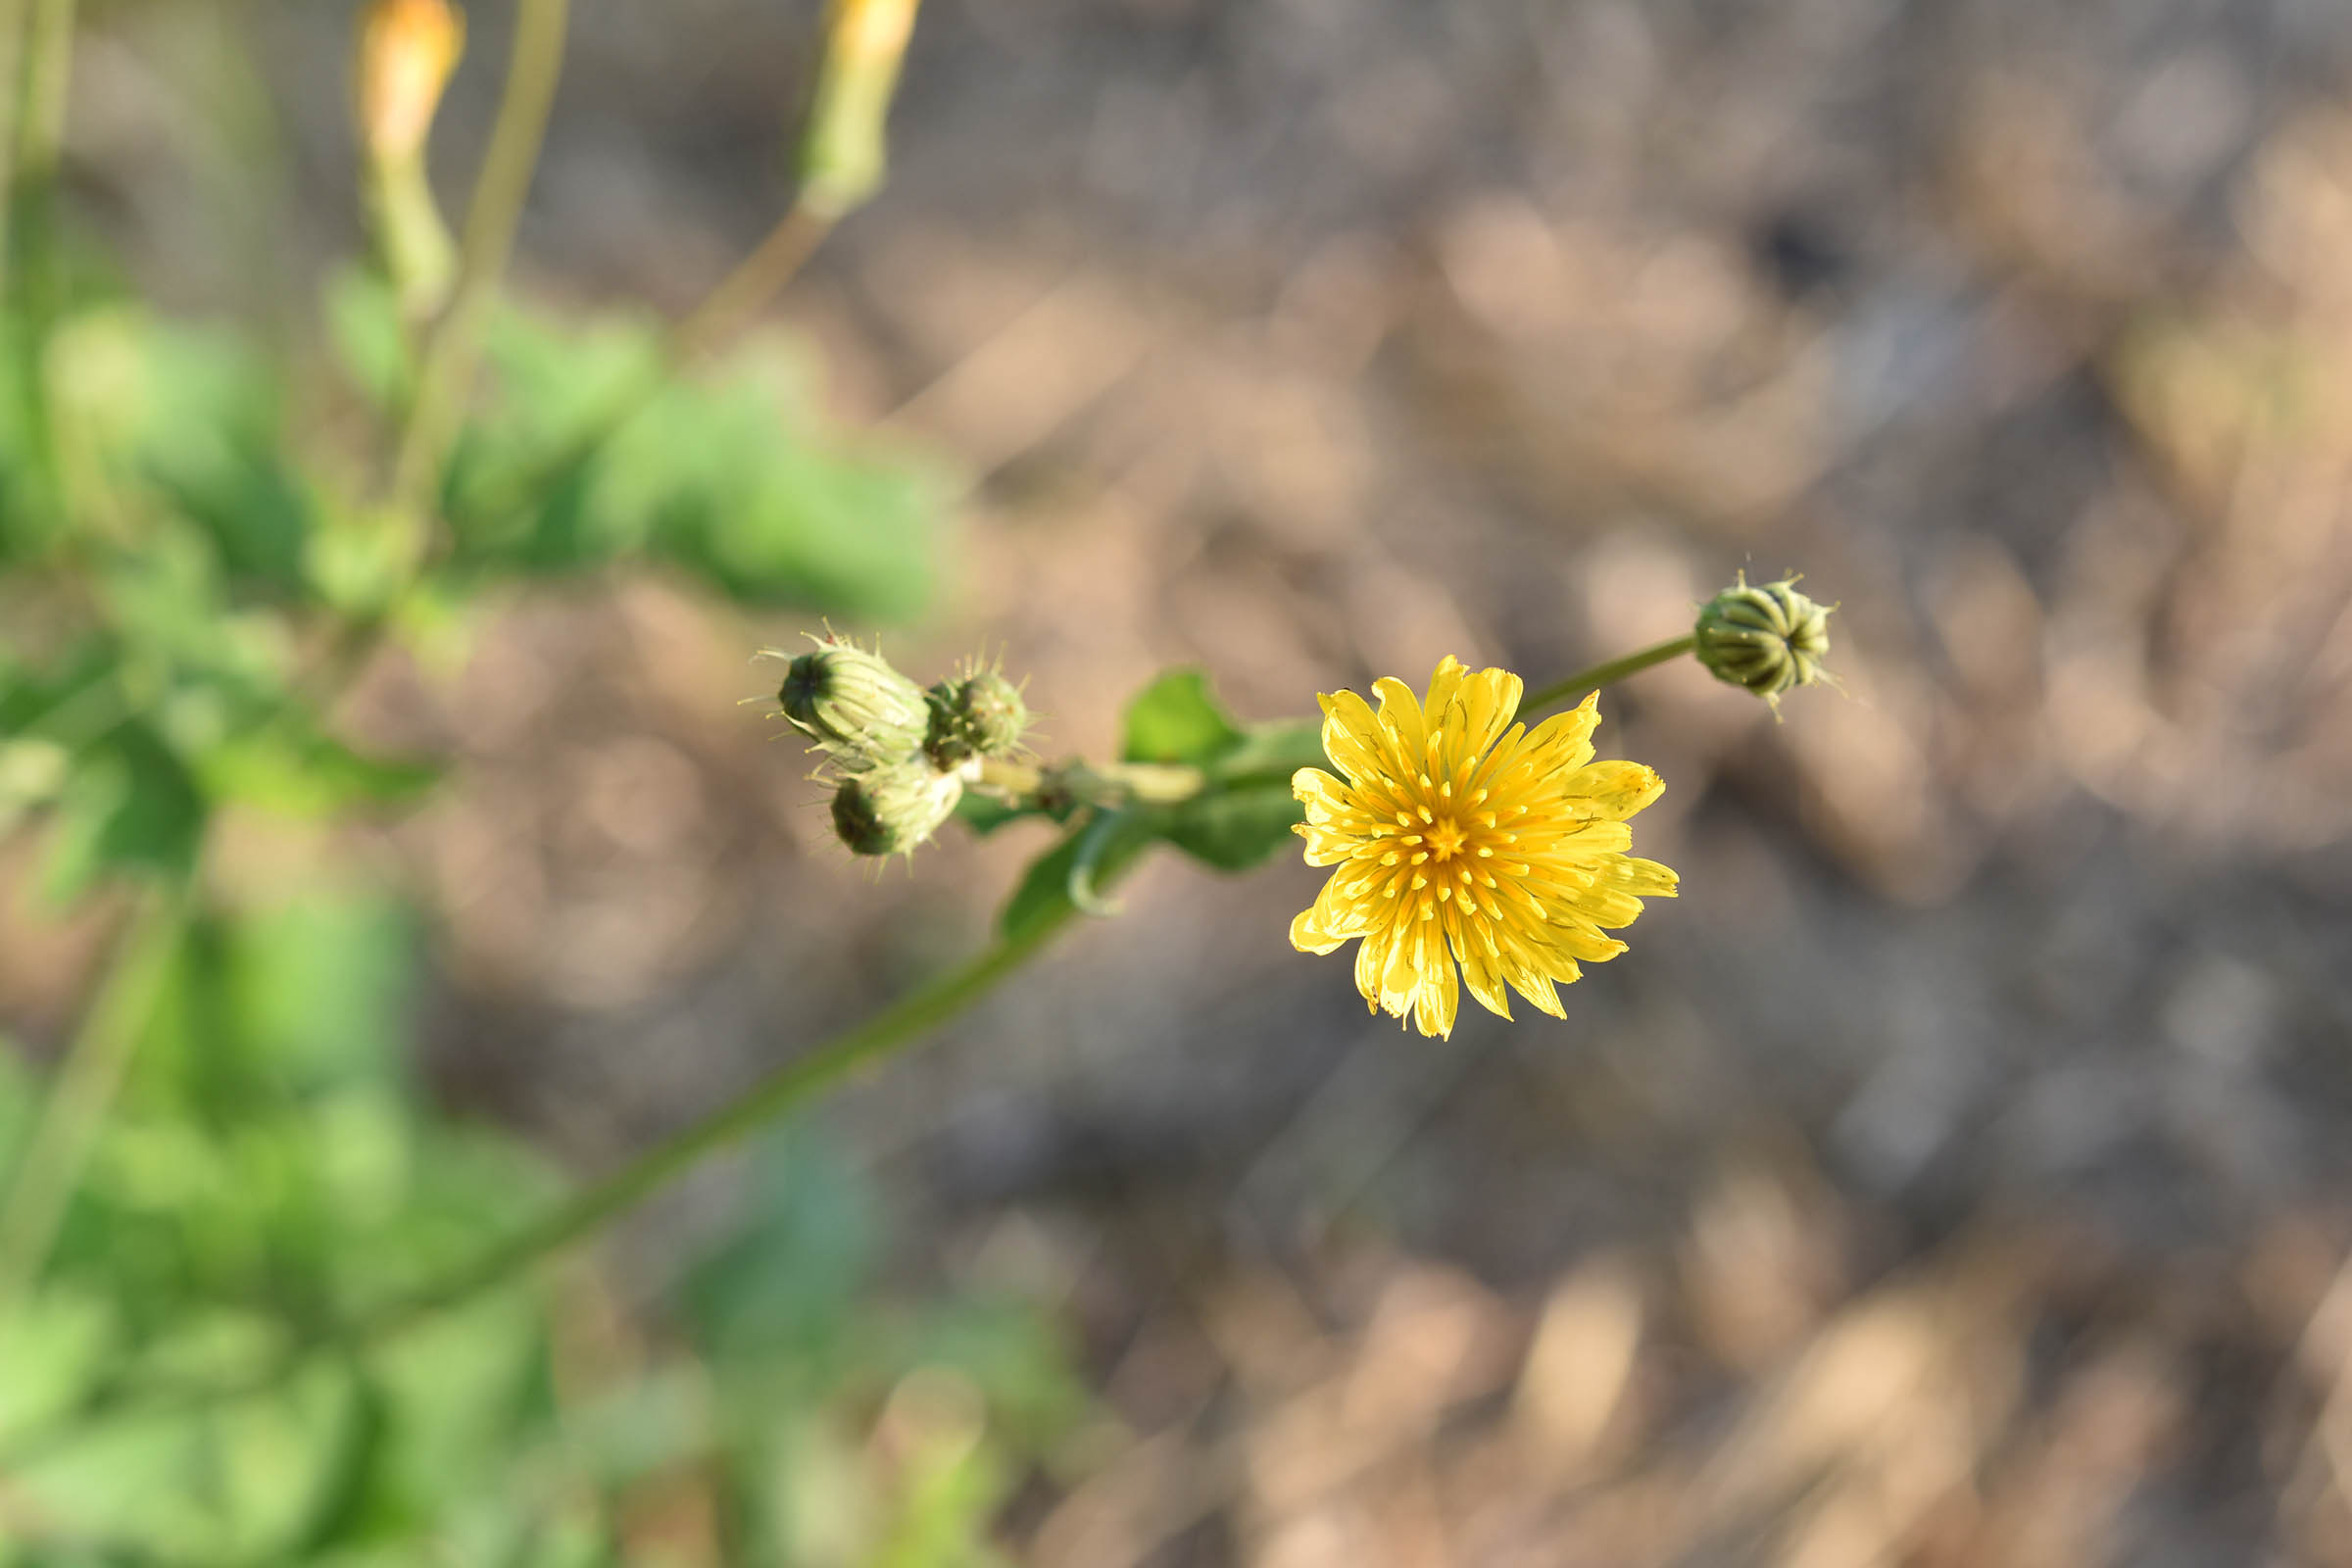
449, 309, 943, 618
1157, 780, 1302, 871
898, 1298, 1088, 1452
40, 721, 207, 902
953, 791, 1024, 836
684, 1127, 877, 1372
998, 810, 1157, 941
131, 317, 317, 592
198, 725, 438, 820
1121, 668, 1245, 766
324, 269, 413, 413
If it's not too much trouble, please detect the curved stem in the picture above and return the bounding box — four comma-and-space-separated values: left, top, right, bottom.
0, 894, 1075, 1466
388, 0, 570, 516
1519, 634, 1695, 716
0, 882, 185, 1307
0, 0, 29, 302
15, 0, 72, 182
348, 899, 1065, 1343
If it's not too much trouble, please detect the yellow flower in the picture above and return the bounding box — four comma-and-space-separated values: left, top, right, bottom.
1290, 658, 1678, 1038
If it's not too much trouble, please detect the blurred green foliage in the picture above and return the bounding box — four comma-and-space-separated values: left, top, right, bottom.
0, 896, 1087, 1562
0, 60, 1070, 1549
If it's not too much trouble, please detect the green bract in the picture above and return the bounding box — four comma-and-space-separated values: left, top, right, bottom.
1694, 574, 1834, 705
829, 763, 963, 857
778, 638, 932, 772
924, 668, 1031, 768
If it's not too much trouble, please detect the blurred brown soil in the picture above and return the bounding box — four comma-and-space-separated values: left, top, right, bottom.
28, 0, 2352, 1560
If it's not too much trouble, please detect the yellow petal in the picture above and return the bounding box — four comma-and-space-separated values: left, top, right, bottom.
1371, 676, 1427, 766
1318, 690, 1387, 784
1517, 693, 1601, 773
1290, 906, 1348, 956
1560, 760, 1665, 819
1414, 953, 1459, 1039
1446, 902, 1512, 1021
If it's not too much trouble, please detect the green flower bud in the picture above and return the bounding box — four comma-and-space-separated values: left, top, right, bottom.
777, 637, 930, 771
923, 668, 1032, 769
829, 764, 962, 858
1694, 573, 1834, 707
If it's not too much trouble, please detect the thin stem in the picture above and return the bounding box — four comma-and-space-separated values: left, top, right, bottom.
348, 898, 1064, 1342
0, 883, 185, 1306
388, 0, 570, 517
1519, 633, 1696, 716
0, 896, 1074, 1465
15, 0, 70, 180
0, 0, 30, 302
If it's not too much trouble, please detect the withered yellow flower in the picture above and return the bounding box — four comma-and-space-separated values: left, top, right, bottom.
1290, 658, 1677, 1038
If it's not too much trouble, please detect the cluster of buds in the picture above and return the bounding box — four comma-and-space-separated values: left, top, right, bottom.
1693, 572, 1835, 710
771, 636, 1032, 857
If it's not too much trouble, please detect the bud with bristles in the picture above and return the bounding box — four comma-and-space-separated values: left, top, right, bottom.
923, 668, 1032, 769
777, 637, 931, 772
829, 764, 961, 858
1694, 573, 1834, 708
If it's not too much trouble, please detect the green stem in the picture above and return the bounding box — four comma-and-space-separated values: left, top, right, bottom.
1200, 636, 1701, 792
0, 634, 1700, 1461
388, 0, 570, 517
14, 0, 70, 181
1519, 633, 1696, 716
0, 883, 184, 1306
0, 895, 1075, 1465
0, 0, 29, 302
347, 902, 1068, 1342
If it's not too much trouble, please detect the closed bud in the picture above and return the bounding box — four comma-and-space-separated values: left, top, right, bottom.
1694, 573, 1834, 708
777, 636, 932, 771
799, 0, 922, 218
923, 667, 1031, 769
356, 0, 465, 166
356, 0, 465, 318
829, 764, 961, 858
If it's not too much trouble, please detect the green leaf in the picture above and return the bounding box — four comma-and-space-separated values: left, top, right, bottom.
953, 792, 1024, 836
1158, 781, 1303, 871
446, 309, 945, 620
40, 722, 208, 902
1120, 668, 1244, 765
198, 726, 439, 819
998, 811, 1157, 941
324, 268, 413, 412
683, 1129, 876, 1372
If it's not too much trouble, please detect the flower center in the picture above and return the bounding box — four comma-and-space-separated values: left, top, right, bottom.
1424, 815, 1468, 862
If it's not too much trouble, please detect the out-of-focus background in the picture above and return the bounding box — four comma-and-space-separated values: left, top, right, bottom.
6, 0, 2352, 1561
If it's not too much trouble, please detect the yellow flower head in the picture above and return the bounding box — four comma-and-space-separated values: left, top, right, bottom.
1290, 658, 1678, 1038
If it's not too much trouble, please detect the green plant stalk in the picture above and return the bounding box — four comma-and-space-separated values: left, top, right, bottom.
1143, 635, 1705, 801
345, 896, 1071, 1344
0, 893, 1078, 1467
0, 633, 1703, 1462
0, 0, 29, 302
388, 0, 570, 518
0, 883, 185, 1306
1519, 633, 1695, 716
15, 0, 70, 179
